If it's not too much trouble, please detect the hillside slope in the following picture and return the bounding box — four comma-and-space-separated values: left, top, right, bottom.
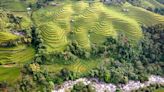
0, 0, 164, 88
0, 0, 164, 73
32, 1, 164, 51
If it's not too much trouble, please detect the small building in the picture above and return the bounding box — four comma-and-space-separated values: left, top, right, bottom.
49, 2, 61, 6
122, 8, 129, 12
27, 7, 31, 11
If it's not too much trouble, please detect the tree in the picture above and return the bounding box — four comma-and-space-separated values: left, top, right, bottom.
71, 82, 95, 92
104, 70, 110, 83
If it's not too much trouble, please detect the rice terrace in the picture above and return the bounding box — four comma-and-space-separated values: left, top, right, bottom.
0, 0, 164, 92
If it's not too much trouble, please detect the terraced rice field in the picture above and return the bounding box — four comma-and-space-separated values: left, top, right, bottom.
0, 0, 164, 85
1, 0, 163, 70
0, 0, 27, 11
0, 11, 9, 32
125, 7, 164, 26
0, 67, 20, 83
32, 1, 164, 51
0, 1, 163, 64
69, 59, 100, 73
0, 32, 19, 43
109, 2, 164, 26
0, 10, 35, 65
45, 59, 101, 74
0, 9, 32, 32
144, 0, 164, 8
0, 45, 35, 64
39, 23, 68, 52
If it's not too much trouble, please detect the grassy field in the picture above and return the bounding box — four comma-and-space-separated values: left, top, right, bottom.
154, 88, 164, 92
0, 67, 20, 83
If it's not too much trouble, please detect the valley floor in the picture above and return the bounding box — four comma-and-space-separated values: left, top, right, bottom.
53, 75, 164, 92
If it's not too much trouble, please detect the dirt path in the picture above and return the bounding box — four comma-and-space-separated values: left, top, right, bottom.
0, 64, 16, 68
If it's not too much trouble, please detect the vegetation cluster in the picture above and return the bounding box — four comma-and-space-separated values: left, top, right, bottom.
15, 24, 164, 91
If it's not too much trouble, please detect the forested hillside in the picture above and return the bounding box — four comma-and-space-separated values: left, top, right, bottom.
0, 0, 164, 92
